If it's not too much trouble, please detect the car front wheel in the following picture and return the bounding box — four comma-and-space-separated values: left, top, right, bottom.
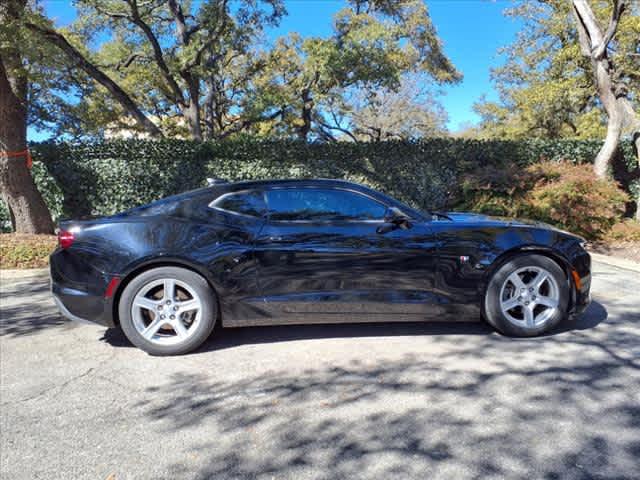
118, 266, 217, 355
484, 254, 569, 337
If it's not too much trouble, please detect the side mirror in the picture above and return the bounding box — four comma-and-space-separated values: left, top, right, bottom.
377, 207, 412, 234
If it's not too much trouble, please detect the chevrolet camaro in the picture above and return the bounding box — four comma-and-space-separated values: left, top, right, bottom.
50, 178, 591, 355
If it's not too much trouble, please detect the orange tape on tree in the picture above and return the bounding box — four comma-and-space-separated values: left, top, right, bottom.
0, 149, 32, 169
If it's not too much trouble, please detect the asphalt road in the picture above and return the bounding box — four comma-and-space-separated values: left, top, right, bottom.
1, 260, 639, 480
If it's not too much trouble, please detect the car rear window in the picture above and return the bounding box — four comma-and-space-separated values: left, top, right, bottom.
211, 190, 266, 217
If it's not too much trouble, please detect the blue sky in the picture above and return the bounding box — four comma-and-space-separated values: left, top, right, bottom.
35, 0, 522, 139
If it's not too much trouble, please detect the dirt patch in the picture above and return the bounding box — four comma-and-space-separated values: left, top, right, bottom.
0, 234, 57, 269
590, 240, 640, 264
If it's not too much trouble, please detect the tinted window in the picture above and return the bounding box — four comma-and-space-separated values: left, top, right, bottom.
265, 188, 386, 221
212, 191, 266, 217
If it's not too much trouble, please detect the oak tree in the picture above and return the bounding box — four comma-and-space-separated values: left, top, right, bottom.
1, 0, 54, 233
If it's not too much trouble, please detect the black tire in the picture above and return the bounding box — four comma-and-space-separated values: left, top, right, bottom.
118, 266, 217, 355
484, 254, 569, 337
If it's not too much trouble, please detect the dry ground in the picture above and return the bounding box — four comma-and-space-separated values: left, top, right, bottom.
0, 259, 639, 479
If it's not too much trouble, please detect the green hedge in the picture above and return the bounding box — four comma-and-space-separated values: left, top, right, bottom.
1, 138, 637, 230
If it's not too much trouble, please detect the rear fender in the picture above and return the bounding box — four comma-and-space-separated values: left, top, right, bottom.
111, 255, 222, 326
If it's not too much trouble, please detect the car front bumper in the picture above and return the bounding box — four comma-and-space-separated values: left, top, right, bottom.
568, 249, 592, 316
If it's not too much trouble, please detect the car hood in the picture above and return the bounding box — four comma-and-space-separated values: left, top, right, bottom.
444, 211, 543, 226
442, 211, 583, 239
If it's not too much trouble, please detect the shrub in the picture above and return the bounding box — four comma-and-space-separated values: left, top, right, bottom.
0, 138, 637, 231
0, 234, 57, 269
0, 201, 11, 233
526, 162, 629, 239
605, 220, 640, 242
457, 160, 629, 239
457, 163, 535, 217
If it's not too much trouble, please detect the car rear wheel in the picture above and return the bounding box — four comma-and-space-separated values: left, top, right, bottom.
484, 254, 569, 337
118, 267, 217, 355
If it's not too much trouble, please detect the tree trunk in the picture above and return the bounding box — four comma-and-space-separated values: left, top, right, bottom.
182, 102, 203, 141
635, 131, 640, 221
572, 0, 640, 218
204, 76, 226, 140
591, 65, 622, 179
298, 89, 313, 141
573, 0, 640, 174
0, 53, 54, 234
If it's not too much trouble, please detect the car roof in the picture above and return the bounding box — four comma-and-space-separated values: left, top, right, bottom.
216, 178, 427, 220
133, 179, 365, 212
123, 178, 425, 220
221, 178, 365, 190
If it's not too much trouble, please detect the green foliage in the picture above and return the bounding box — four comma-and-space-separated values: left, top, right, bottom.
457, 160, 630, 239
30, 160, 64, 224
252, 0, 461, 139
0, 138, 632, 228
22, 0, 286, 139
474, 0, 639, 140
22, 0, 460, 142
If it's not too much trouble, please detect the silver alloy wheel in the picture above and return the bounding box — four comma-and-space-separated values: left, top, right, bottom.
499, 266, 560, 329
131, 278, 202, 345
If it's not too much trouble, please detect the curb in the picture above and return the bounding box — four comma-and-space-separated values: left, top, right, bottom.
0, 267, 49, 280
590, 252, 640, 273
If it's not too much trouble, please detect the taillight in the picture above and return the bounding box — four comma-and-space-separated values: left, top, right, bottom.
58, 230, 75, 249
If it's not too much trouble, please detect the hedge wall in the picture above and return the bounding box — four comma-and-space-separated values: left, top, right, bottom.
1, 138, 637, 230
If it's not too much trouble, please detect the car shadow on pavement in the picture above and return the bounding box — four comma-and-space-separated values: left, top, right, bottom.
127, 297, 636, 480
99, 300, 609, 352
0, 282, 70, 337
0, 308, 69, 337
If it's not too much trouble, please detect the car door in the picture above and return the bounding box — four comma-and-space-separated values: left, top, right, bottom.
206, 188, 268, 323
253, 186, 442, 324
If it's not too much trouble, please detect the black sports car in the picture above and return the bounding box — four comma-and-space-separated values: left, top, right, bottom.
51, 178, 591, 355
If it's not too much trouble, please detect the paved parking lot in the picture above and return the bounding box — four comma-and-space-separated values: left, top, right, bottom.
1, 260, 639, 480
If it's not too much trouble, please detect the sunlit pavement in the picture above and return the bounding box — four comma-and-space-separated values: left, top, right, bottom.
1, 260, 638, 480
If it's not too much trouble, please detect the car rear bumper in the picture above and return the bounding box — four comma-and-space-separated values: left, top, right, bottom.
52, 293, 96, 324
50, 250, 117, 327
51, 284, 115, 327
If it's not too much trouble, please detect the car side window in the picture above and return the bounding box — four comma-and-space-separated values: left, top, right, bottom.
211, 190, 266, 217
265, 188, 387, 221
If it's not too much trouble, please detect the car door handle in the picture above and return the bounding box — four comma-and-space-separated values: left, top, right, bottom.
268, 236, 283, 242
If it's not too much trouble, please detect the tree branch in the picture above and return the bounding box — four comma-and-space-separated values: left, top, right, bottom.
115, 52, 148, 71
572, 0, 598, 57
572, 0, 626, 60
125, 0, 184, 105
316, 119, 358, 142
167, 0, 190, 44
594, 0, 626, 59
218, 108, 284, 139
182, 0, 229, 71
315, 125, 338, 142
25, 21, 162, 137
